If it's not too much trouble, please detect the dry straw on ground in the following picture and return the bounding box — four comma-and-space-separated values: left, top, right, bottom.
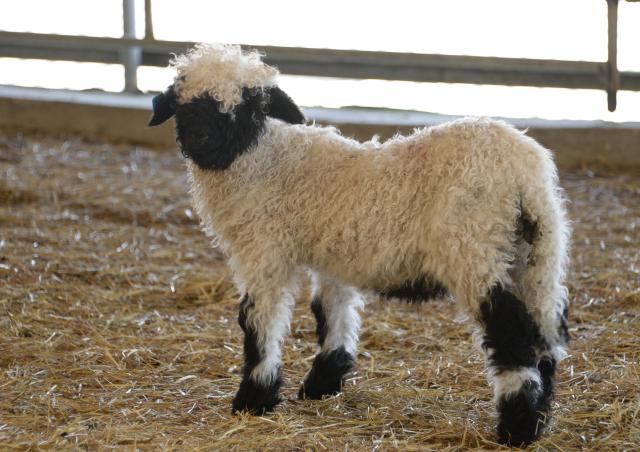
1, 133, 638, 450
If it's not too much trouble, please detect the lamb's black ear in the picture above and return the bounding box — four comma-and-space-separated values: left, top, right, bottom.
148, 85, 177, 126
265, 86, 305, 124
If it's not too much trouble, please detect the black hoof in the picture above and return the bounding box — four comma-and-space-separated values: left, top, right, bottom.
299, 347, 354, 400
496, 379, 550, 446
232, 374, 282, 415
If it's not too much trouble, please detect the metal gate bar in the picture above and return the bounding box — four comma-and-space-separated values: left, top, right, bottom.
0, 0, 637, 111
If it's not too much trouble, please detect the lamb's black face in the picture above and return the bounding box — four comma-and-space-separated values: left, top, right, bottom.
175, 88, 268, 171
148, 85, 305, 171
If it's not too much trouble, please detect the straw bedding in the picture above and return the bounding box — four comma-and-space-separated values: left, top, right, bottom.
1, 133, 638, 450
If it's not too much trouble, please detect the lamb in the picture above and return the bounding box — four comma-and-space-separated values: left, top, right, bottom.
148, 43, 570, 446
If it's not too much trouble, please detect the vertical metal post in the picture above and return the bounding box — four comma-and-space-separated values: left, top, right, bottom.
144, 0, 154, 40
606, 0, 619, 112
122, 0, 141, 92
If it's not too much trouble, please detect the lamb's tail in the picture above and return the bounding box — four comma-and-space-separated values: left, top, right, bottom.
516, 139, 571, 362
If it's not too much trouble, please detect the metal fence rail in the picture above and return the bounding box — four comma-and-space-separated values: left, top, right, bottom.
1, 0, 638, 111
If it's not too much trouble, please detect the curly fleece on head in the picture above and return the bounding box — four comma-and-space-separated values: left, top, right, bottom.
171, 43, 279, 111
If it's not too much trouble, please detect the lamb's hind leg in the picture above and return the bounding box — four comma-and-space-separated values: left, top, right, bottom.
479, 285, 554, 446
480, 199, 570, 445
299, 274, 364, 399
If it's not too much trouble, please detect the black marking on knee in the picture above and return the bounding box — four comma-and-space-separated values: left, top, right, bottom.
497, 379, 550, 446
480, 286, 541, 371
233, 294, 282, 415
298, 346, 354, 400
559, 304, 570, 344
238, 294, 261, 374
310, 296, 328, 347
380, 275, 448, 302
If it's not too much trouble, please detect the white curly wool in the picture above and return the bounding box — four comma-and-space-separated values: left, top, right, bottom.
188, 118, 569, 353
164, 44, 571, 441
170, 43, 278, 111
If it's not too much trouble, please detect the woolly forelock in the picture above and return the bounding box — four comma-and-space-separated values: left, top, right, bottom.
171, 43, 279, 112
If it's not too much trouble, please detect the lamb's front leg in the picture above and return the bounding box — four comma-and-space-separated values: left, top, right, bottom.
299, 275, 364, 399
232, 290, 293, 414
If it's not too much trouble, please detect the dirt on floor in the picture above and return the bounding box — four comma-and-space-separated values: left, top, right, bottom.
0, 133, 638, 450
